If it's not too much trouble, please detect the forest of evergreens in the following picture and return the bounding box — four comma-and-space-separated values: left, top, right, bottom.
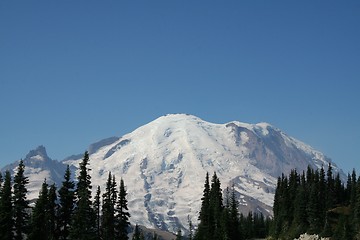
1, 151, 360, 240
0, 152, 131, 240
193, 172, 271, 240
271, 164, 360, 240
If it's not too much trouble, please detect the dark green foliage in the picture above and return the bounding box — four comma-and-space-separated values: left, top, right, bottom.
355, 176, 360, 230
307, 181, 322, 234
28, 180, 50, 240
195, 172, 210, 239
70, 151, 97, 240
195, 172, 224, 240
102, 172, 116, 239
272, 174, 291, 237
272, 165, 360, 239
351, 169, 357, 208
28, 181, 58, 240
58, 165, 75, 240
0, 171, 14, 240
208, 172, 223, 240
48, 183, 58, 239
94, 186, 101, 238
326, 163, 335, 210
291, 181, 308, 236
13, 160, 30, 240
320, 212, 333, 238
132, 224, 144, 240
101, 173, 130, 240
187, 215, 193, 240
195, 172, 270, 240
116, 178, 131, 240
226, 185, 241, 240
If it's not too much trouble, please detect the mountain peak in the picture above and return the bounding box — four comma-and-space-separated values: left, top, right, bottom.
25, 145, 49, 162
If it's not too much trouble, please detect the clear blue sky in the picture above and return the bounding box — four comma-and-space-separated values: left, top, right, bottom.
1, 1, 359, 174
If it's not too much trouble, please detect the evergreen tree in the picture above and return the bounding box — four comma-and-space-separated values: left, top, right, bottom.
228, 185, 240, 240
195, 172, 210, 240
28, 180, 50, 240
276, 174, 291, 236
58, 165, 75, 240
291, 181, 308, 236
346, 173, 352, 205
326, 163, 335, 210
351, 169, 357, 209
355, 176, 360, 232
187, 215, 193, 240
334, 173, 344, 205
94, 186, 101, 239
48, 183, 58, 239
13, 160, 30, 240
288, 169, 299, 227
319, 166, 327, 221
253, 212, 267, 238
102, 172, 115, 240
0, 171, 13, 240
29, 181, 58, 240
271, 176, 282, 237
307, 170, 321, 234
132, 224, 144, 240
70, 151, 97, 240
320, 212, 333, 238
112, 175, 118, 207
116, 178, 131, 240
271, 166, 360, 239
208, 172, 224, 240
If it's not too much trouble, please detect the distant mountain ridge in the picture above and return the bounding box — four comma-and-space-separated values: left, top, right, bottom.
1, 114, 345, 233
2, 145, 67, 199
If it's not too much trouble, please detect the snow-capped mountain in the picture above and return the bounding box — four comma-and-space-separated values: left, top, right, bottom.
1, 114, 344, 233
1, 145, 67, 200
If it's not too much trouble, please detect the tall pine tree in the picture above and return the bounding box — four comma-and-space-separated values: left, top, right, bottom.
0, 170, 14, 240
228, 184, 240, 240
58, 165, 75, 240
70, 151, 97, 240
102, 172, 116, 240
48, 183, 58, 239
195, 172, 210, 240
28, 180, 50, 240
116, 178, 131, 240
94, 186, 101, 239
13, 160, 30, 240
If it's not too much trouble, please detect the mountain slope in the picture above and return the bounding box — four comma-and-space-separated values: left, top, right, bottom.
1, 145, 67, 200
62, 114, 343, 232
1, 114, 344, 233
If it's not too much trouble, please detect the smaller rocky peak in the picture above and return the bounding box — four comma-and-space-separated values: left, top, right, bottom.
25, 145, 49, 162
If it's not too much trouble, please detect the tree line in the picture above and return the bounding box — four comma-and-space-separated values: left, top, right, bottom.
0, 151, 272, 240
271, 164, 360, 239
193, 172, 271, 240
0, 151, 131, 240
2, 150, 360, 240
